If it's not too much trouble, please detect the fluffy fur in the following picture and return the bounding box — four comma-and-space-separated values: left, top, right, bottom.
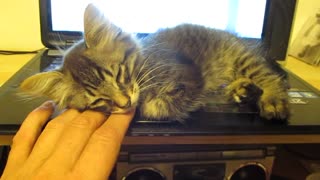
20, 4, 289, 121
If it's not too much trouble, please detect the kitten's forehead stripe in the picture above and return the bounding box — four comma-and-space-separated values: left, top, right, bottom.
70, 70, 99, 89
123, 47, 138, 77
124, 48, 135, 61
116, 65, 125, 84
82, 82, 98, 90
80, 55, 115, 81
96, 68, 105, 80
85, 88, 95, 96
103, 69, 114, 77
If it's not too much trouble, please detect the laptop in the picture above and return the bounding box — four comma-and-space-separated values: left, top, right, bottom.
1, 0, 320, 136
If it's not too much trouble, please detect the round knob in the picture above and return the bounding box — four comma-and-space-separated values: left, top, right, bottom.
228, 163, 267, 180
123, 167, 165, 180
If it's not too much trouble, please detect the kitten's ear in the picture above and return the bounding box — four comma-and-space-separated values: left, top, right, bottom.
20, 71, 66, 102
84, 4, 121, 48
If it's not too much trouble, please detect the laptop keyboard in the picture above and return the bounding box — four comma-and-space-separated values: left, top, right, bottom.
42, 57, 62, 72
42, 57, 63, 72
40, 49, 65, 72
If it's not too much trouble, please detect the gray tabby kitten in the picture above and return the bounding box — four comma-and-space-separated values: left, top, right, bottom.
20, 4, 289, 121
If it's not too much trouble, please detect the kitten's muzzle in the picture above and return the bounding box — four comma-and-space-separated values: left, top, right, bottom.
115, 99, 131, 109
112, 100, 134, 114
112, 93, 132, 109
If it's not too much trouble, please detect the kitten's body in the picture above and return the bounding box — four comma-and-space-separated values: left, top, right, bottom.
142, 25, 249, 93
20, 4, 289, 121
140, 24, 289, 120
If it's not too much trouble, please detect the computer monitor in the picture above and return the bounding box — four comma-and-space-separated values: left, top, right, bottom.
40, 0, 296, 61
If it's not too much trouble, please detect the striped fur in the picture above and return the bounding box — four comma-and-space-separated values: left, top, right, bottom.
142, 24, 289, 120
20, 4, 289, 121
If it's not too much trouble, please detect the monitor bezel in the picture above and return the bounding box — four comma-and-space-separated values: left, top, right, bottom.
39, 0, 296, 61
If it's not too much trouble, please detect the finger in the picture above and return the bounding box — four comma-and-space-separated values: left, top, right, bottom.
24, 109, 80, 170
73, 109, 135, 179
43, 110, 107, 171
2, 101, 54, 177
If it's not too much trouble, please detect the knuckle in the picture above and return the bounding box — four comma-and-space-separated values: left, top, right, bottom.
10, 138, 34, 163
11, 130, 31, 148
70, 114, 100, 129
11, 133, 22, 148
44, 119, 64, 130
92, 126, 121, 145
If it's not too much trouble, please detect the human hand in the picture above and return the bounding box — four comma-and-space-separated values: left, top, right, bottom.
1, 101, 135, 180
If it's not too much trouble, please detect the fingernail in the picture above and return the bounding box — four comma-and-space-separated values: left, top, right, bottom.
39, 101, 55, 110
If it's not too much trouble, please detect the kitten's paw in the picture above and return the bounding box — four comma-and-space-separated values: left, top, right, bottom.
225, 78, 262, 103
258, 94, 289, 120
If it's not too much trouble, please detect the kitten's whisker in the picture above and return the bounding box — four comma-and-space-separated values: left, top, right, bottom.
137, 42, 168, 53
140, 80, 167, 89
140, 82, 165, 92
137, 64, 160, 84
138, 75, 157, 87
135, 52, 154, 83
137, 63, 172, 85
135, 48, 171, 82
137, 63, 178, 85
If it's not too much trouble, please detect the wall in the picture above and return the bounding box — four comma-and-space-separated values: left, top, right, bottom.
0, 0, 43, 51
290, 0, 320, 44
0, 0, 319, 51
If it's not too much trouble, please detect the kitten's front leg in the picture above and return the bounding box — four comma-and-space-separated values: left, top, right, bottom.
258, 88, 289, 120
225, 77, 289, 120
225, 78, 262, 104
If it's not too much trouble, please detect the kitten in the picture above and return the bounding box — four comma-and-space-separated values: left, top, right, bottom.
20, 4, 289, 121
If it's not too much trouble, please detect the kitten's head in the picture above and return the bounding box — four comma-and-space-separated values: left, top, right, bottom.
20, 4, 140, 113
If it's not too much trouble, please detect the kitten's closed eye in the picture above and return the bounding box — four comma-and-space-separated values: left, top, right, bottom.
116, 64, 130, 85
88, 98, 113, 112
91, 98, 113, 106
